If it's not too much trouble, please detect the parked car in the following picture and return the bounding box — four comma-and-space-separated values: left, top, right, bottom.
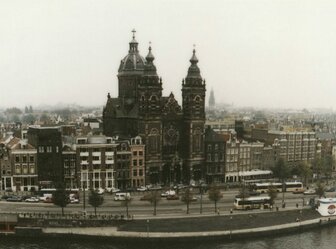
114, 192, 131, 201
137, 186, 147, 192
70, 198, 80, 204
326, 187, 336, 192
161, 190, 176, 197
43, 197, 53, 203
6, 196, 22, 202
106, 187, 120, 194
304, 189, 316, 195
95, 188, 105, 195
292, 189, 305, 194
25, 197, 40, 203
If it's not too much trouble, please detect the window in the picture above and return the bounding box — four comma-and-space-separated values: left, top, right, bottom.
106, 147, 113, 152
15, 155, 20, 163
139, 169, 143, 176
133, 151, 137, 156
80, 148, 87, 152
39, 146, 44, 153
93, 156, 100, 161
139, 160, 143, 166
133, 160, 137, 166
46, 146, 52, 153
93, 148, 100, 152
23, 165, 28, 174
15, 165, 21, 174
139, 151, 143, 156
133, 170, 137, 177
29, 156, 34, 163
207, 145, 212, 151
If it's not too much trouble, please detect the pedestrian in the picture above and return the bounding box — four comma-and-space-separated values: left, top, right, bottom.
217, 208, 220, 215
230, 208, 233, 214
296, 203, 299, 208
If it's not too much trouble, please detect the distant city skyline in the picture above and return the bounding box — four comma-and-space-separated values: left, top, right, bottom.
2, 0, 336, 110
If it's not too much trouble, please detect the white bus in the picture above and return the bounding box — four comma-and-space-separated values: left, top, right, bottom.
234, 196, 272, 210
252, 182, 303, 194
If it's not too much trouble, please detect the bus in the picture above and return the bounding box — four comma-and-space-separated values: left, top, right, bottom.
38, 188, 80, 200
253, 182, 303, 194
234, 196, 272, 210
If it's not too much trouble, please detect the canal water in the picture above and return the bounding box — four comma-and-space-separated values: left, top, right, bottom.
0, 226, 335, 249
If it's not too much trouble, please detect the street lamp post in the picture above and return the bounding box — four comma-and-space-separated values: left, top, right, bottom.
200, 185, 203, 214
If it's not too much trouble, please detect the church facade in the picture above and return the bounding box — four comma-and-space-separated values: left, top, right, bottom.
103, 32, 206, 185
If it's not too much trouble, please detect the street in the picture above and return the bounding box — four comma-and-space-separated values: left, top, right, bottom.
0, 188, 327, 217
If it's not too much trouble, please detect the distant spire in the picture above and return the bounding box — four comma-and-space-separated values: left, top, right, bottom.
209, 88, 215, 109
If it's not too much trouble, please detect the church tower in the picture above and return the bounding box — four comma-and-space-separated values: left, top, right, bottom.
181, 48, 206, 183
137, 45, 163, 184
103, 30, 146, 137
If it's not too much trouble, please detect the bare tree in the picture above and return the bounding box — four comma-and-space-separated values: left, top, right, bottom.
208, 184, 223, 213
121, 195, 132, 218
88, 190, 104, 216
181, 188, 194, 214
146, 190, 161, 216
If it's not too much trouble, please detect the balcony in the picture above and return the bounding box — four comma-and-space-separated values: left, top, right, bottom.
106, 160, 114, 164
92, 152, 101, 157
81, 160, 88, 165
93, 160, 101, 165
80, 152, 89, 156
105, 151, 114, 156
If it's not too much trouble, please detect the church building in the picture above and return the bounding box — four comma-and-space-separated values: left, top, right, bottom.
103, 31, 206, 185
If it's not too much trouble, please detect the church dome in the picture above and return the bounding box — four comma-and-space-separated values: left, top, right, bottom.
118, 30, 146, 74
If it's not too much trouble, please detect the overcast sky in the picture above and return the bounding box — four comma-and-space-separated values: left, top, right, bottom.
1, 0, 336, 110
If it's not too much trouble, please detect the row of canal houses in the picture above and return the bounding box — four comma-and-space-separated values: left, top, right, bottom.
0, 124, 323, 192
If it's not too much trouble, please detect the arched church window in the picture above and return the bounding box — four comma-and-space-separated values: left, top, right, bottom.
149, 128, 159, 153
149, 95, 157, 102
193, 128, 202, 152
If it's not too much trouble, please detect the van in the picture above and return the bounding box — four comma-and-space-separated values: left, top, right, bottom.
114, 192, 131, 201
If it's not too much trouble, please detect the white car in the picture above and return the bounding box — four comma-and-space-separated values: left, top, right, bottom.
304, 189, 316, 195
137, 186, 147, 192
161, 190, 176, 197
70, 198, 80, 204
107, 187, 120, 194
25, 197, 40, 203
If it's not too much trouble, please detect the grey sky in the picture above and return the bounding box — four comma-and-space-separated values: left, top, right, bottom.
1, 0, 336, 110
